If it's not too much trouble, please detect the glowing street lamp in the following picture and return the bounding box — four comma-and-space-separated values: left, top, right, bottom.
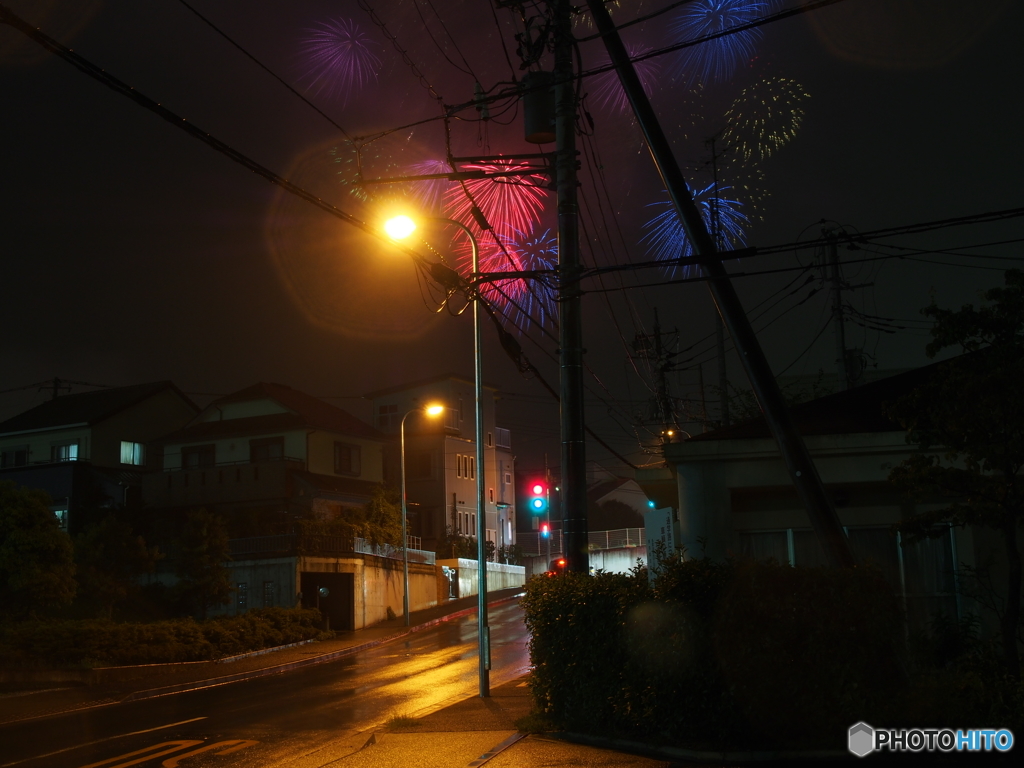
400, 403, 445, 626
384, 214, 492, 697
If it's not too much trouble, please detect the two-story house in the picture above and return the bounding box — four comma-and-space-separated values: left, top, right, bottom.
0, 382, 199, 533
144, 382, 390, 531
365, 374, 517, 555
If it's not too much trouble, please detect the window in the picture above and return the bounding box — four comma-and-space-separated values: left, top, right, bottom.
262, 581, 274, 608
237, 583, 248, 610
51, 441, 78, 462
51, 506, 68, 530
0, 445, 28, 468
456, 454, 464, 478
182, 444, 215, 469
486, 432, 493, 447
504, 472, 512, 485
469, 456, 476, 480
488, 488, 494, 503
120, 441, 145, 466
334, 442, 361, 476
250, 437, 284, 462
377, 403, 398, 428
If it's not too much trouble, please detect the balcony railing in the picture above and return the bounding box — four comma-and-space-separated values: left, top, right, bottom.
164, 456, 305, 472
495, 427, 511, 450
517, 528, 646, 557
228, 534, 435, 564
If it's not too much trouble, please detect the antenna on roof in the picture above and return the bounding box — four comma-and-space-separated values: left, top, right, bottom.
41, 378, 70, 400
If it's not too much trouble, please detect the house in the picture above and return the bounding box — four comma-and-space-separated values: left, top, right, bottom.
0, 382, 199, 533
144, 382, 391, 529
365, 374, 517, 556
645, 362, 998, 633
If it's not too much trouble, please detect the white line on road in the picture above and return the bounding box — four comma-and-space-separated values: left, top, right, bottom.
0, 717, 208, 768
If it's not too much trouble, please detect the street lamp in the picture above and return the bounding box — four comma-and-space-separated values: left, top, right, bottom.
399, 403, 445, 626
384, 214, 491, 697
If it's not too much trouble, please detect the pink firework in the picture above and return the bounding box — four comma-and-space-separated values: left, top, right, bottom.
443, 161, 549, 237
590, 43, 662, 113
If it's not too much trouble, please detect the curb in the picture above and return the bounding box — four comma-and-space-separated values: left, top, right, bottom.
541, 732, 848, 763
123, 591, 525, 703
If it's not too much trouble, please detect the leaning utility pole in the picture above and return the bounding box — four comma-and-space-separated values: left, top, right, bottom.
585, 0, 855, 568
554, 0, 588, 574
826, 229, 850, 391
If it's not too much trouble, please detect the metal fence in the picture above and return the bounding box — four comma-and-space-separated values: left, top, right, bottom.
517, 527, 646, 557
228, 534, 435, 565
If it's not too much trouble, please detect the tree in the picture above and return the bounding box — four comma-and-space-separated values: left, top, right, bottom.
887, 269, 1024, 678
74, 512, 162, 619
359, 485, 403, 549
0, 480, 76, 618
174, 509, 232, 619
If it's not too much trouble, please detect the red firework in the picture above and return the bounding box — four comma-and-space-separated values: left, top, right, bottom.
443, 161, 549, 237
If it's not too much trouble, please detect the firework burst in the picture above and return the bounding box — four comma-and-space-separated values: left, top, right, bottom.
452, 227, 558, 330
444, 161, 550, 237
722, 77, 810, 163
299, 17, 382, 103
641, 184, 748, 278
402, 159, 454, 213
670, 1, 778, 87
590, 43, 662, 114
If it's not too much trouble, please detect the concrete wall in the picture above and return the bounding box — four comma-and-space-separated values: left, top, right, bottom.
217, 553, 437, 629
437, 558, 526, 598
522, 547, 647, 578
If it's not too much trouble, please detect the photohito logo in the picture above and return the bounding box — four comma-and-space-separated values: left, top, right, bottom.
848, 722, 1014, 757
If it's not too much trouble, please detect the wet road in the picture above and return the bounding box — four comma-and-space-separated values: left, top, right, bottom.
0, 601, 530, 768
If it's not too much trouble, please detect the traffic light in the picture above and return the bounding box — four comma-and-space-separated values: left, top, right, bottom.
528, 481, 548, 514
540, 522, 551, 538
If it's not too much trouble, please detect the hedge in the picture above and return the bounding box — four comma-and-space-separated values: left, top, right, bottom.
0, 607, 325, 667
522, 558, 905, 748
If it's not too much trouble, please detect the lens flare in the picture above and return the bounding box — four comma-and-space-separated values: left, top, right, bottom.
299, 17, 382, 103
641, 184, 748, 278
670, 1, 778, 86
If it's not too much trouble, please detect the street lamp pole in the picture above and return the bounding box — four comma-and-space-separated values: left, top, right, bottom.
399, 404, 444, 627
383, 214, 489, 697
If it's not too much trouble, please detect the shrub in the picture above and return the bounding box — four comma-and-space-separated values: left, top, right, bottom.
522, 557, 907, 748
0, 607, 323, 667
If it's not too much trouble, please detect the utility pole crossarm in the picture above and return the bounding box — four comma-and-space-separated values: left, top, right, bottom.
584, 0, 855, 569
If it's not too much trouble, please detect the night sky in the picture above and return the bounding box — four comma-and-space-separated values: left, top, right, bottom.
2, 0, 1022, 476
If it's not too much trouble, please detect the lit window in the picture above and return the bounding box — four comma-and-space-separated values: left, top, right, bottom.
488, 488, 494, 503
334, 442, 361, 476
52, 507, 68, 529
51, 441, 78, 462
456, 454, 463, 478
120, 441, 145, 466
487, 432, 493, 447
469, 456, 476, 480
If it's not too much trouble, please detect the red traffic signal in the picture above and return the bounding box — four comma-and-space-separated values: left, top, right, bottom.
529, 481, 548, 514
540, 522, 551, 538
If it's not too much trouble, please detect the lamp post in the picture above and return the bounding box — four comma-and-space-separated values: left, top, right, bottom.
384, 214, 491, 697
399, 403, 444, 626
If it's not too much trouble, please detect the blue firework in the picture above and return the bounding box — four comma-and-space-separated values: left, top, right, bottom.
670, 1, 777, 86
641, 185, 748, 278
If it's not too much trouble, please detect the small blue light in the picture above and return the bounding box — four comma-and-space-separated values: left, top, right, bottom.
647, 500, 656, 508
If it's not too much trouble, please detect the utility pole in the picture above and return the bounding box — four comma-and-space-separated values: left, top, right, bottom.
826, 229, 850, 391
554, 0, 588, 574
586, 0, 855, 569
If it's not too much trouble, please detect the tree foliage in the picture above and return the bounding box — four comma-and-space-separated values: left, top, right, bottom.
174, 509, 232, 619
74, 512, 162, 619
0, 480, 77, 618
887, 269, 1024, 678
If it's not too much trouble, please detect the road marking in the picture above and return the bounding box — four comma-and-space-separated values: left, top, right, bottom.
161, 740, 259, 767
0, 718, 207, 768
79, 741, 203, 768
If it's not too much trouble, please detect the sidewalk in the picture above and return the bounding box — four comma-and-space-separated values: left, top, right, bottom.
337, 676, 674, 768
0, 588, 524, 726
